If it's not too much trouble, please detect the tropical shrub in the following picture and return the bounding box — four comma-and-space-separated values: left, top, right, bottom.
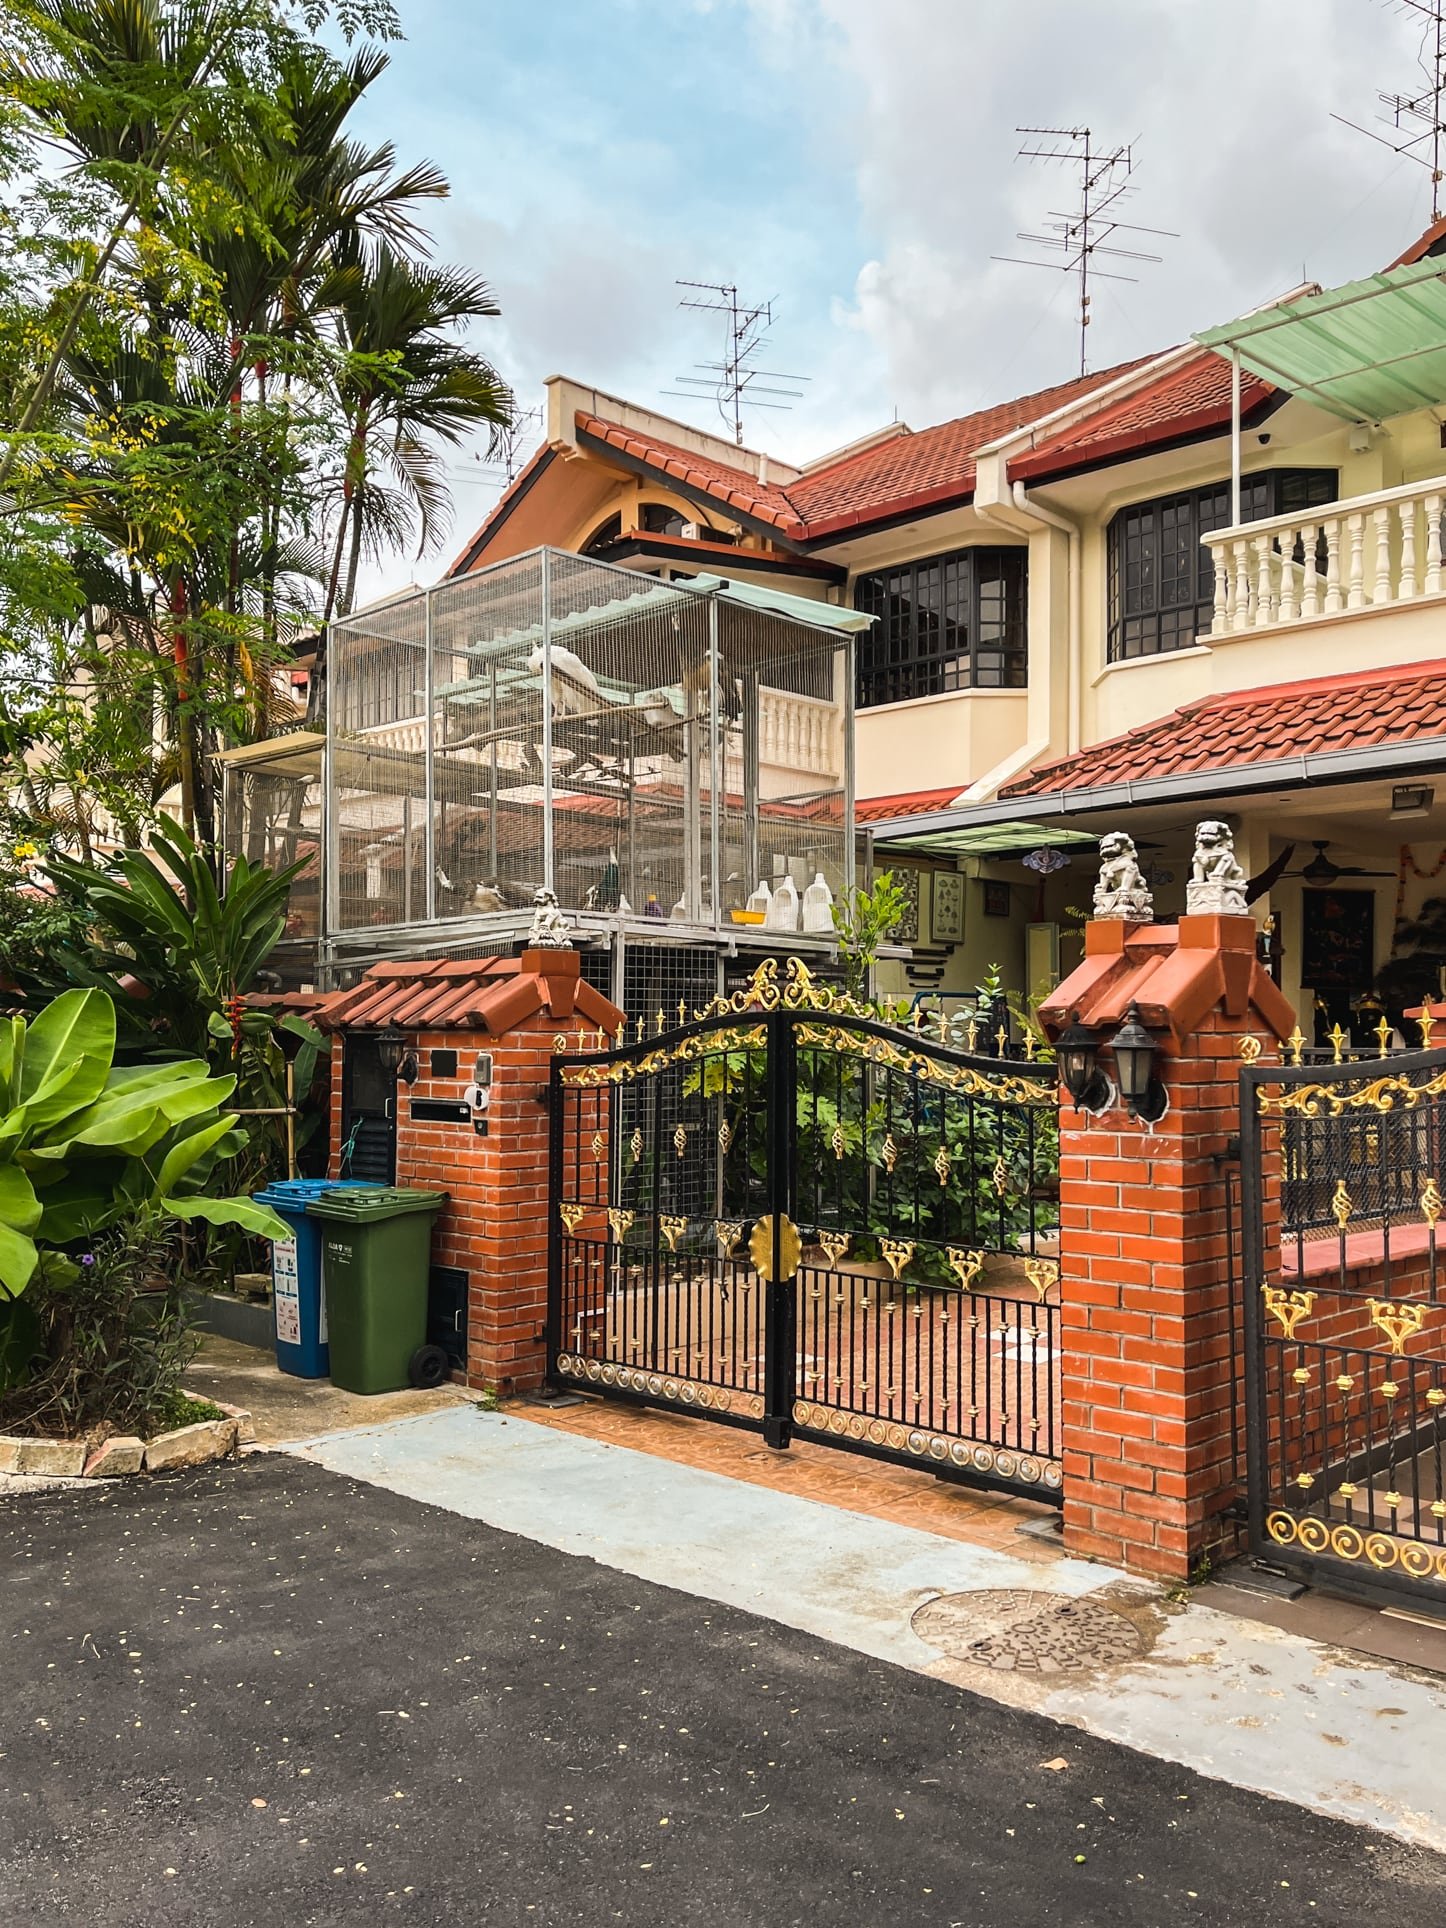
0, 1222, 200, 1439
11, 818, 330, 1189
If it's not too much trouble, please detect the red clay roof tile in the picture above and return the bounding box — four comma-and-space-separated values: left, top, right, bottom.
1001, 658, 1446, 800
1007, 350, 1275, 484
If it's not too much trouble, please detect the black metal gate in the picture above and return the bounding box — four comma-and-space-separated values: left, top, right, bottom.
1240, 1040, 1446, 1613
547, 957, 1063, 1503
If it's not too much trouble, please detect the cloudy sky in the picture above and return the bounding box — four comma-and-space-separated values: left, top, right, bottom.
350, 0, 1445, 595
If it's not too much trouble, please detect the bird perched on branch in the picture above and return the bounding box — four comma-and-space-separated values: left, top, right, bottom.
529, 642, 604, 715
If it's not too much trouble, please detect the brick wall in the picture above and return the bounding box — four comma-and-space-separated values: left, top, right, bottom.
328, 1015, 563, 1395
1057, 1010, 1265, 1581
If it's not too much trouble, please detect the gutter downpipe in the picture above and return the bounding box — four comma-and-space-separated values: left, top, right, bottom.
1011, 481, 1083, 758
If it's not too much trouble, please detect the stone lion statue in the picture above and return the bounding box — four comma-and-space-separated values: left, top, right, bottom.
527, 886, 574, 950
1186, 820, 1248, 915
1093, 831, 1154, 922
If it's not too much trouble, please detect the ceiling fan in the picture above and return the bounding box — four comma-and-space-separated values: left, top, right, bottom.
1285, 840, 1394, 887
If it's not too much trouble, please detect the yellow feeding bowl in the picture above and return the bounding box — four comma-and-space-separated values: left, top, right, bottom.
730, 909, 766, 925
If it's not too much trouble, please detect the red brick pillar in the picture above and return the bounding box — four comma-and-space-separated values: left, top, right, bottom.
1043, 914, 1294, 1583
322, 948, 622, 1398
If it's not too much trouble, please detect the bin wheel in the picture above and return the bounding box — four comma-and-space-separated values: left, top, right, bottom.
408, 1344, 450, 1390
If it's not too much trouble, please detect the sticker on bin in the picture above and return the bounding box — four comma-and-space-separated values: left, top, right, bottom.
272, 1235, 301, 1345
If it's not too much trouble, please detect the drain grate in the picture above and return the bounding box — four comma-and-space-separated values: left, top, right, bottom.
911, 1587, 1146, 1675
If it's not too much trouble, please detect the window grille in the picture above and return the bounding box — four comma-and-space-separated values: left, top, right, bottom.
852, 547, 1027, 708
1107, 469, 1338, 662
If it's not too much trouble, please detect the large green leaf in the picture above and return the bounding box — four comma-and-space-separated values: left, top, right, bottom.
16, 989, 115, 1105
0, 1164, 42, 1235
150, 1116, 235, 1197
0, 1220, 39, 1299
162, 1195, 290, 1241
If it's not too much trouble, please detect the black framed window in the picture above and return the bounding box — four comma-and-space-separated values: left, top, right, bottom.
581, 513, 622, 555
639, 502, 688, 538
1107, 468, 1338, 662
852, 546, 1027, 708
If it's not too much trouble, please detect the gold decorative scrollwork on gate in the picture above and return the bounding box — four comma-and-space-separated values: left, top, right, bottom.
629, 1128, 644, 1162
933, 1145, 952, 1187
1023, 1257, 1060, 1302
749, 1213, 802, 1283
817, 1229, 850, 1268
673, 1123, 687, 1159
879, 1237, 915, 1281
879, 1131, 899, 1175
718, 1117, 733, 1155
1238, 1034, 1263, 1064
1423, 1178, 1443, 1229
992, 1155, 1010, 1197
590, 1129, 606, 1158
1368, 1297, 1429, 1356
660, 1215, 688, 1252
946, 1247, 986, 1291
714, 1219, 743, 1258
1262, 1284, 1317, 1340
606, 1208, 635, 1245
558, 1201, 586, 1236
1331, 1181, 1353, 1230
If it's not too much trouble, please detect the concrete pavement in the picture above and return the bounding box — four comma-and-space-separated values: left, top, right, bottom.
292, 1404, 1446, 1855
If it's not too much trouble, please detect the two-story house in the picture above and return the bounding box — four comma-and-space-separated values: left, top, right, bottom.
446, 219, 1446, 1041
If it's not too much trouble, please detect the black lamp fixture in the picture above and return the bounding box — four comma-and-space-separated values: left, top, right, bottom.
1054, 1010, 1112, 1113
376, 1026, 419, 1087
1108, 1002, 1168, 1124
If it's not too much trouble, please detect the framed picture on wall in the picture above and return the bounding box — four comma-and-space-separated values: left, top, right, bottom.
890, 866, 921, 944
982, 879, 1011, 919
932, 869, 965, 943
1300, 887, 1375, 991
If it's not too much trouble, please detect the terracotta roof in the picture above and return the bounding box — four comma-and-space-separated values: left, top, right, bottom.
574, 413, 802, 532
855, 787, 962, 823
1001, 658, 1446, 800
1008, 349, 1277, 484
786, 362, 1155, 535
572, 361, 1155, 544
318, 953, 622, 1038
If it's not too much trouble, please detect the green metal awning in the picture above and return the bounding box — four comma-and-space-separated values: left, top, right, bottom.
1194, 257, 1446, 422
871, 818, 1099, 860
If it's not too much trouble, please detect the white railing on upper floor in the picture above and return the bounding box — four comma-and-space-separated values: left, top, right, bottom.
1200, 476, 1446, 637
351, 687, 840, 783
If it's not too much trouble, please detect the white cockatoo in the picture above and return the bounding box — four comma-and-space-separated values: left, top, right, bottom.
528, 641, 603, 715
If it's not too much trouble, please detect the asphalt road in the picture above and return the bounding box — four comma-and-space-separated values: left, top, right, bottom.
3, 1456, 1444, 1928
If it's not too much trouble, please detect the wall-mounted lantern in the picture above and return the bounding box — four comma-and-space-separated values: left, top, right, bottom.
1054, 1010, 1112, 1114
376, 1026, 419, 1087
1108, 1003, 1168, 1124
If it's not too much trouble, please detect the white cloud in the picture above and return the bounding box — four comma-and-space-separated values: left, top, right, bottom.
741, 0, 1439, 421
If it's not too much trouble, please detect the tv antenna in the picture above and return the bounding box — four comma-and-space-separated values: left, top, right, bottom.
993, 127, 1175, 376
665, 281, 808, 444
1333, 0, 1446, 222
492, 405, 544, 485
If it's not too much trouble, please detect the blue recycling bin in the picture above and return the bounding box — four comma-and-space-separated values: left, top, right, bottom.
253, 1179, 372, 1378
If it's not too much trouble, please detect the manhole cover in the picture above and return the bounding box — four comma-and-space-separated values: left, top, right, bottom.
911, 1588, 1146, 1675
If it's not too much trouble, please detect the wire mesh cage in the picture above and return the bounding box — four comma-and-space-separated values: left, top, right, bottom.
322, 548, 855, 946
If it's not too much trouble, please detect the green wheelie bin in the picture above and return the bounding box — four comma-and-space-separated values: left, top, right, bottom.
306, 1186, 449, 1395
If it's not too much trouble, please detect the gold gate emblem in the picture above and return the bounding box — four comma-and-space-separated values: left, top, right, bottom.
749, 1213, 802, 1283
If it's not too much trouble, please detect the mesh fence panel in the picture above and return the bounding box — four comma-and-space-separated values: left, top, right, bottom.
329, 594, 430, 932
325, 550, 852, 941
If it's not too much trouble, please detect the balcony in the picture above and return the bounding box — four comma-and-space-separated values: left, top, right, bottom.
1201, 476, 1446, 638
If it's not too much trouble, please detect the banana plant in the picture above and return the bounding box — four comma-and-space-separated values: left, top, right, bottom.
0, 988, 289, 1300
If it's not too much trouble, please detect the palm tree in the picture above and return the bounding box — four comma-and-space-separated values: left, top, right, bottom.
320, 245, 513, 626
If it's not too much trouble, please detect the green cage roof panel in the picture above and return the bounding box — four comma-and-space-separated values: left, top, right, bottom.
1194, 258, 1446, 422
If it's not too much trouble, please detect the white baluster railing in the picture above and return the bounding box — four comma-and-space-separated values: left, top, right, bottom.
1203, 477, 1446, 638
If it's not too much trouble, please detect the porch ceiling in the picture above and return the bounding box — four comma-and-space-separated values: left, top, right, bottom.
1194, 258, 1446, 422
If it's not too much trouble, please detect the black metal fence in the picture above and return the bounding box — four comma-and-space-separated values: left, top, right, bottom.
1240, 1047, 1446, 1614
548, 959, 1063, 1501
